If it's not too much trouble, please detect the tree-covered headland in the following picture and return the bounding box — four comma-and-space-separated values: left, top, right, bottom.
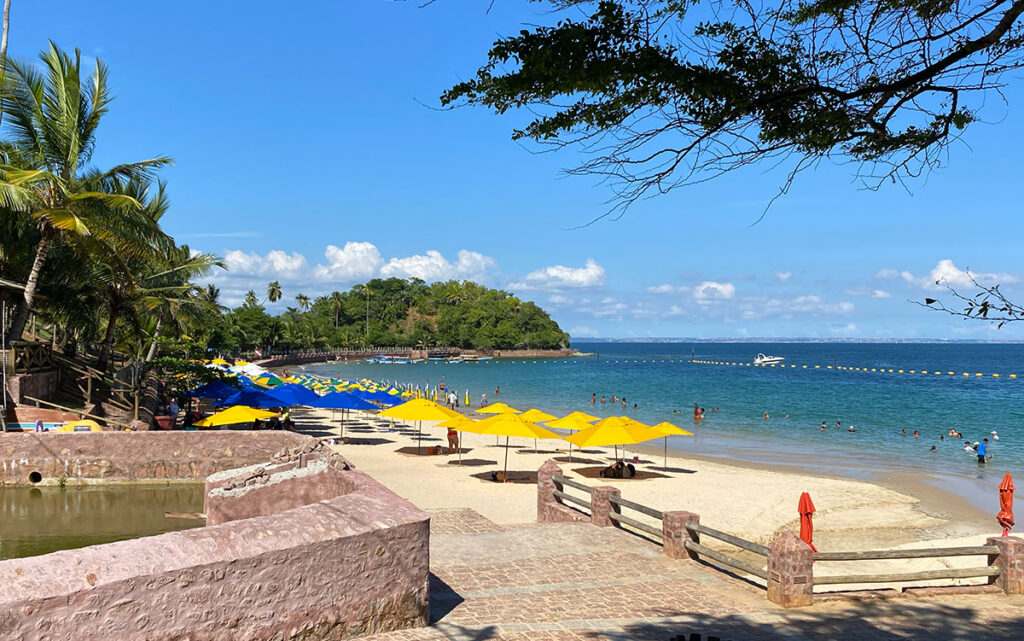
213, 278, 570, 354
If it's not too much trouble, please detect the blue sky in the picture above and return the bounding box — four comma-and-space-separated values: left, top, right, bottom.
12, 1, 1024, 339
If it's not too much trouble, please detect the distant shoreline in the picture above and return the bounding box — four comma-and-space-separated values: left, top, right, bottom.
573, 337, 1024, 344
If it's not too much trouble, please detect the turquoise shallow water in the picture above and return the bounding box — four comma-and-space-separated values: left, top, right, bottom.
304, 342, 1023, 510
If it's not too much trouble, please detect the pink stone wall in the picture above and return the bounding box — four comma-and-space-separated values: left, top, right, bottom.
0, 455, 430, 640
0, 431, 307, 485
204, 459, 356, 526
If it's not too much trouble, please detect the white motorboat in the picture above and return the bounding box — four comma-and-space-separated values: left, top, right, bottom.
754, 353, 785, 365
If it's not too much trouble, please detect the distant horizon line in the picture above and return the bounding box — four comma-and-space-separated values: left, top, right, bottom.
569, 337, 1024, 344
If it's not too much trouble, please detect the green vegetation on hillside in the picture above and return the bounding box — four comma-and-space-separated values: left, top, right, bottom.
209, 278, 570, 353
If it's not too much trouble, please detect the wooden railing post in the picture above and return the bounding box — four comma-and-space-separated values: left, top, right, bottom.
590, 486, 620, 527
767, 531, 814, 608
987, 536, 1024, 594
663, 511, 701, 560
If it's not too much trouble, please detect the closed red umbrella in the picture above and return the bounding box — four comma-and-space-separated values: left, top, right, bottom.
997, 473, 1015, 536
798, 491, 819, 553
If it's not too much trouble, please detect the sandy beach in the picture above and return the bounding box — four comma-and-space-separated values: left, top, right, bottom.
296, 406, 1000, 573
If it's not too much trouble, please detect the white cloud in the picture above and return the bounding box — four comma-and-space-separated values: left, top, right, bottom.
774, 270, 792, 283
569, 325, 598, 338
693, 281, 736, 303
548, 294, 572, 304
846, 287, 892, 299
647, 284, 689, 294
380, 249, 497, 282
205, 242, 502, 307
313, 242, 384, 281
511, 258, 606, 291
789, 295, 855, 314
223, 249, 308, 278
877, 259, 1019, 291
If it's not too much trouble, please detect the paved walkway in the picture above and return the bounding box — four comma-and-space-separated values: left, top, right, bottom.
369, 509, 1024, 641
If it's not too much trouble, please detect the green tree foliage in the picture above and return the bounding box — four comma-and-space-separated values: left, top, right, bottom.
207, 278, 569, 352
443, 1, 1024, 212
0, 43, 171, 342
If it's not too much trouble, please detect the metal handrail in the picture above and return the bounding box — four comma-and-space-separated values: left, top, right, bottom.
552, 475, 590, 492
688, 522, 769, 556
552, 489, 590, 510
685, 540, 768, 580
813, 545, 999, 561
609, 512, 663, 538
608, 494, 663, 520
815, 566, 1000, 586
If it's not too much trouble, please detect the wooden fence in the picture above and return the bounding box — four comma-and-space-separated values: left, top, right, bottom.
539, 462, 1022, 608
2, 341, 55, 373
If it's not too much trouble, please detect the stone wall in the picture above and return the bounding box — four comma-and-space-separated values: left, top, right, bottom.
0, 430, 307, 485
204, 442, 357, 526
3, 370, 58, 405
0, 438, 431, 640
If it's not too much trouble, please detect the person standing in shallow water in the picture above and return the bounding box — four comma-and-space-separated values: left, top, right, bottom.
590, 393, 596, 404
977, 438, 989, 464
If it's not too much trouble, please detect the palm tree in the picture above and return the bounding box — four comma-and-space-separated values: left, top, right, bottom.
0, 0, 12, 129
295, 293, 311, 311
0, 43, 171, 344
266, 280, 281, 304
328, 291, 344, 327
140, 243, 223, 362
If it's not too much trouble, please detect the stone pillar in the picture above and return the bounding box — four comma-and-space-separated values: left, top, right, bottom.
766, 530, 814, 608
662, 511, 700, 560
537, 459, 564, 522
987, 535, 1024, 594
590, 486, 620, 527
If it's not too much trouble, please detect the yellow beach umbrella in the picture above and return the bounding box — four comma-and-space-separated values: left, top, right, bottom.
476, 402, 521, 444
518, 409, 558, 454
546, 413, 599, 462
475, 414, 563, 481
553, 410, 599, 424
649, 421, 694, 469
565, 416, 661, 461
476, 402, 520, 414
194, 405, 279, 428
210, 357, 229, 366
57, 420, 103, 432
380, 398, 461, 453
518, 409, 557, 422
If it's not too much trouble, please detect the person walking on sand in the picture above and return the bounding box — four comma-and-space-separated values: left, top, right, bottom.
447, 427, 460, 454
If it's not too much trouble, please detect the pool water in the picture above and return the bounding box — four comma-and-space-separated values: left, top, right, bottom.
0, 484, 205, 560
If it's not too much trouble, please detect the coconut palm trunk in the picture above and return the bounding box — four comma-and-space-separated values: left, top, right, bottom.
145, 314, 163, 362
97, 295, 122, 371
0, 0, 11, 128
5, 226, 53, 344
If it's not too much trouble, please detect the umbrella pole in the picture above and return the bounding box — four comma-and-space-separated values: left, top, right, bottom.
664, 437, 668, 470
417, 420, 422, 454
503, 436, 510, 482
534, 438, 537, 454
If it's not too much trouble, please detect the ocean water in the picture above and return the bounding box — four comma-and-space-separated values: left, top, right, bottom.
304, 342, 1023, 507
